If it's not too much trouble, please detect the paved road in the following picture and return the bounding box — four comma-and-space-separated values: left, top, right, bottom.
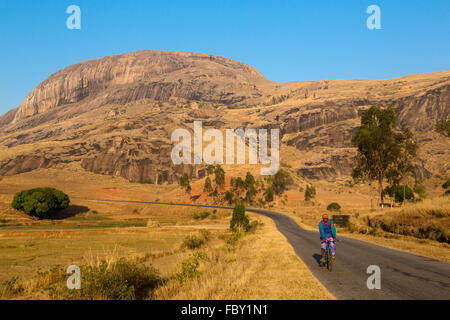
93, 200, 450, 299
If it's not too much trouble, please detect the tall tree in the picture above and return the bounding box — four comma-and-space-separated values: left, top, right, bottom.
214, 165, 225, 190
203, 177, 213, 192
179, 173, 190, 193
352, 106, 417, 207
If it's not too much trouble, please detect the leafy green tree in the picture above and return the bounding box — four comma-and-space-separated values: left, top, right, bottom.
12, 187, 70, 219
179, 173, 190, 193
351, 106, 417, 206
271, 169, 293, 195
232, 177, 245, 191
225, 190, 234, 205
245, 185, 257, 203
207, 165, 215, 175
230, 204, 249, 232
214, 165, 225, 190
264, 186, 274, 202
203, 177, 213, 193
244, 172, 255, 189
304, 184, 316, 201
384, 185, 414, 203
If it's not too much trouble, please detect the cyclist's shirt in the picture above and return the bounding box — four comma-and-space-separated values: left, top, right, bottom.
319, 220, 336, 240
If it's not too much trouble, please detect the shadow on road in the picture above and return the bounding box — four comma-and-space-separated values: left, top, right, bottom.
312, 253, 323, 266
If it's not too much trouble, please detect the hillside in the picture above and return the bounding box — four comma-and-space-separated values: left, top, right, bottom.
0, 50, 449, 184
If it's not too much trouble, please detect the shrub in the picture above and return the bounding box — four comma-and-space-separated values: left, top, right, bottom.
326, 202, 341, 212
182, 235, 204, 249
175, 253, 202, 283
17, 258, 162, 300
304, 185, 316, 201
193, 211, 210, 220
182, 231, 210, 249
12, 187, 70, 219
230, 204, 249, 232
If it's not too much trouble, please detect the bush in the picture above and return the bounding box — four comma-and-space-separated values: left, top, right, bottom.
230, 204, 249, 232
182, 235, 204, 249
30, 258, 160, 300
326, 202, 341, 212
175, 253, 203, 283
182, 231, 210, 249
193, 211, 210, 220
12, 187, 70, 219
304, 185, 316, 201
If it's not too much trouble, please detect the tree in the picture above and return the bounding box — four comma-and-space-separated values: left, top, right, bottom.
225, 190, 234, 205
244, 172, 255, 189
214, 165, 225, 190
264, 186, 274, 202
230, 204, 249, 232
271, 169, 293, 195
304, 185, 316, 201
351, 106, 417, 207
179, 173, 190, 193
203, 177, 213, 193
207, 165, 215, 175
245, 185, 257, 203
12, 187, 70, 219
383, 185, 414, 203
232, 177, 245, 191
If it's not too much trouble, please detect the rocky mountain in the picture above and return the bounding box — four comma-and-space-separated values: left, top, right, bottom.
0, 50, 449, 183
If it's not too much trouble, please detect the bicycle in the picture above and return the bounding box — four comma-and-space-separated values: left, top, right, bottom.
324, 238, 335, 272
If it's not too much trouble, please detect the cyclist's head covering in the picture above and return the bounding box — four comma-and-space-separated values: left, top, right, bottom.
322, 213, 328, 219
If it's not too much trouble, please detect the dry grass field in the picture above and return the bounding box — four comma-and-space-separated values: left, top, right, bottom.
0, 167, 333, 299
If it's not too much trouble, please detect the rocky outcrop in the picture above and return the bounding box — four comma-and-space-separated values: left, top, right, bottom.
8, 51, 272, 125
0, 51, 448, 183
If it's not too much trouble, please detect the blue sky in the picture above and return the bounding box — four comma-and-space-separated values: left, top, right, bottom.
0, 0, 449, 115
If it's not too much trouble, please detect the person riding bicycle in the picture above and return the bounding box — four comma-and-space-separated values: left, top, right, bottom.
319, 213, 336, 264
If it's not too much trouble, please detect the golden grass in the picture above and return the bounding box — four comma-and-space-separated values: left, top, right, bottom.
154, 213, 334, 300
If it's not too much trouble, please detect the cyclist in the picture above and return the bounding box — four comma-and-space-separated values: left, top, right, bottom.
319, 213, 336, 264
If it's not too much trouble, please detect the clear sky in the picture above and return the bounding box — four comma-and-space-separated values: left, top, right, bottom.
0, 0, 449, 115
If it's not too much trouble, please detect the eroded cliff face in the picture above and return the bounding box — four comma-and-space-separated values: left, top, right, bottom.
0, 51, 448, 183
11, 50, 272, 124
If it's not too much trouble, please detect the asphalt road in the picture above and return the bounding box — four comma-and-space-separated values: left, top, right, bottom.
94, 200, 450, 300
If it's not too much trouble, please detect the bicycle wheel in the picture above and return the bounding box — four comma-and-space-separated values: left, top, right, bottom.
327, 245, 333, 272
